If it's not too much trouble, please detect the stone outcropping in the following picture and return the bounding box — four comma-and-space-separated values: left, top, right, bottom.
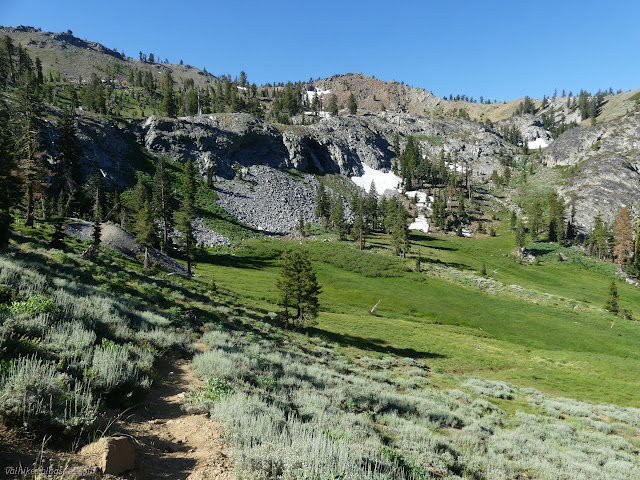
142, 112, 513, 182
546, 112, 640, 231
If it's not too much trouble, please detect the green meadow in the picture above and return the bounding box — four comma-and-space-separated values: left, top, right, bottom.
195, 226, 640, 407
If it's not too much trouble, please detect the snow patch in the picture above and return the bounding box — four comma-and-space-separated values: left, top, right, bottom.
305, 88, 331, 103
304, 111, 331, 118
351, 165, 401, 195
409, 215, 429, 233
406, 191, 428, 208
528, 137, 549, 149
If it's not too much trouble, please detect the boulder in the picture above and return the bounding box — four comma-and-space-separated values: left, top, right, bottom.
80, 436, 136, 475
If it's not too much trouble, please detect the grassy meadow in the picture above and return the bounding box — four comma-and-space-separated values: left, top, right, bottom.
195, 225, 640, 407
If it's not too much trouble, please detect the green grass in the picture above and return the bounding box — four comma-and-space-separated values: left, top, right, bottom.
194, 226, 640, 407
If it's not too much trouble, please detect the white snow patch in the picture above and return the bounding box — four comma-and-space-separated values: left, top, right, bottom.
237, 86, 248, 91
305, 88, 331, 103
351, 165, 401, 195
304, 111, 331, 118
406, 191, 428, 208
528, 137, 549, 149
445, 162, 467, 174
409, 215, 429, 233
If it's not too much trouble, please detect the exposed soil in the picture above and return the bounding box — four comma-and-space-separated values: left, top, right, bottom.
0, 355, 233, 480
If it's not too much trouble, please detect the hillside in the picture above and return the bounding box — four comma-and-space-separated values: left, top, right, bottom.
1, 25, 640, 480
0, 25, 219, 88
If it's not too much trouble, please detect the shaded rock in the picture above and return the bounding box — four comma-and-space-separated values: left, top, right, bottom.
80, 436, 135, 475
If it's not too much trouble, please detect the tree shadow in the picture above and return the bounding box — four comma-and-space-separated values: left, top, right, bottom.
197, 250, 275, 270
307, 328, 445, 360
420, 256, 469, 270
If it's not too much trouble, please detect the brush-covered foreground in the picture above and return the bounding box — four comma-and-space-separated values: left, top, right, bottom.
1, 220, 639, 479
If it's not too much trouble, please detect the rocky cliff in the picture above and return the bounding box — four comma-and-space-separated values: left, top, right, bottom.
546, 112, 640, 231
142, 112, 514, 181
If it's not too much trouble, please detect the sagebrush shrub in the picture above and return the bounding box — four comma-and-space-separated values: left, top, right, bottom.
0, 356, 97, 428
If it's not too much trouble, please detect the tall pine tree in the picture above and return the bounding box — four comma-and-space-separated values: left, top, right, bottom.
152, 158, 173, 253
175, 159, 197, 275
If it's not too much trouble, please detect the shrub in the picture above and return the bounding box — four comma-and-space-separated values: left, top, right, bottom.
0, 356, 97, 428
89, 347, 141, 393
9, 295, 57, 316
184, 378, 232, 414
463, 377, 516, 399
43, 321, 97, 357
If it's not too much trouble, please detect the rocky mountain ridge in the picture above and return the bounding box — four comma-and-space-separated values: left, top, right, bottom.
5, 26, 640, 236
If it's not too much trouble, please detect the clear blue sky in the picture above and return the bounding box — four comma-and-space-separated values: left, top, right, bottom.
2, 0, 639, 101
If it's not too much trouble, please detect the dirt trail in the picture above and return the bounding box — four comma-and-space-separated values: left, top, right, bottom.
106, 355, 234, 479
0, 354, 232, 479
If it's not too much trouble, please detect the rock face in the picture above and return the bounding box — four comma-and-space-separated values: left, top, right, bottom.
142, 112, 512, 181
143, 114, 290, 178
546, 111, 640, 231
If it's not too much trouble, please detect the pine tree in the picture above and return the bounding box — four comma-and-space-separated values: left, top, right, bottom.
276, 247, 322, 330
136, 199, 158, 269
388, 199, 410, 257
548, 192, 565, 243
175, 160, 197, 275
350, 192, 366, 250
89, 171, 104, 249
365, 182, 378, 231
627, 218, 640, 279
15, 73, 46, 227
0, 99, 18, 245
315, 182, 330, 232
589, 212, 610, 260
347, 93, 357, 114
152, 158, 173, 253
162, 70, 177, 118
128, 178, 148, 232
529, 200, 543, 241
612, 206, 633, 265
328, 94, 338, 116
515, 220, 527, 251
604, 280, 619, 314
330, 195, 347, 240
55, 107, 82, 216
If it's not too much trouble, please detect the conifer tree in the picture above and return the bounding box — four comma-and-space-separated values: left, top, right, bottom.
328, 94, 338, 116
604, 279, 619, 314
162, 70, 177, 118
136, 198, 158, 268
515, 220, 527, 251
175, 159, 197, 275
330, 195, 347, 240
350, 192, 366, 250
347, 93, 357, 114
589, 212, 610, 260
529, 200, 543, 241
365, 182, 378, 231
15, 73, 46, 227
612, 206, 633, 265
547, 192, 565, 243
152, 158, 173, 253
55, 107, 82, 216
129, 178, 148, 232
276, 247, 322, 330
315, 182, 330, 232
0, 99, 18, 245
89, 171, 104, 249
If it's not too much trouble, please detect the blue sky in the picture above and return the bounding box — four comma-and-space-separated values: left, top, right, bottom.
2, 0, 639, 101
